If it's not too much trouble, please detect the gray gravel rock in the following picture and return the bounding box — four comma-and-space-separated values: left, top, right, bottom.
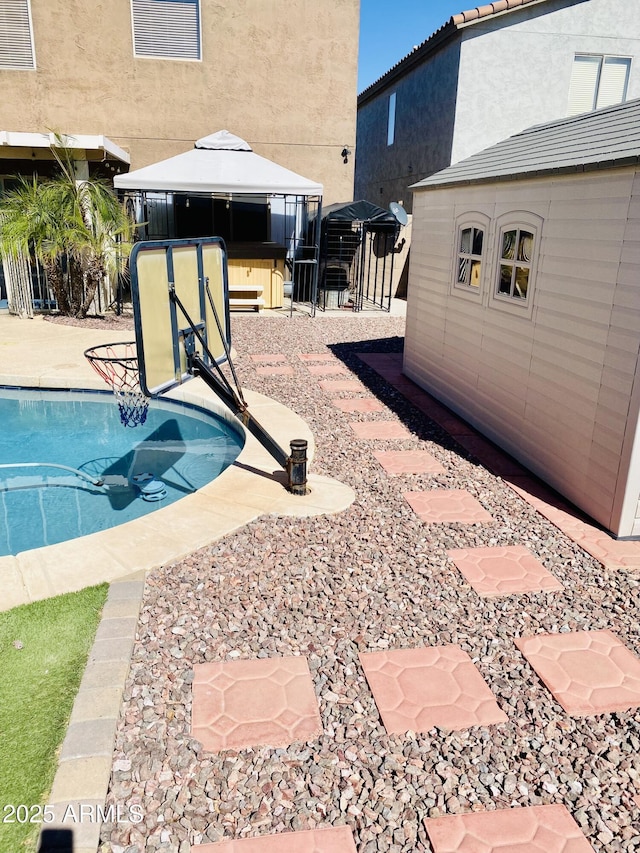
99, 313, 640, 853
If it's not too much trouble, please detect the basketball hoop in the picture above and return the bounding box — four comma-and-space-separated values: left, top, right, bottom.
84, 342, 149, 428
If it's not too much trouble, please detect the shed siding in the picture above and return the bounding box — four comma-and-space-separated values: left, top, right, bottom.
609, 172, 640, 535
405, 167, 640, 536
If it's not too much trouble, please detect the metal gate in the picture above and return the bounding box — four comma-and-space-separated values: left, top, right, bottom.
317, 201, 404, 312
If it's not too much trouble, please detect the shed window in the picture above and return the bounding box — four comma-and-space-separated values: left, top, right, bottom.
131, 0, 201, 60
451, 213, 490, 302
567, 54, 630, 115
497, 228, 534, 301
0, 0, 35, 69
489, 213, 542, 317
457, 226, 484, 288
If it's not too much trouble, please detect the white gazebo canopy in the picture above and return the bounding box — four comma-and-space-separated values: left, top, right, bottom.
114, 130, 323, 196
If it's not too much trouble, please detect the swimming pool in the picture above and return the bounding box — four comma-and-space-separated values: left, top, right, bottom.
0, 388, 244, 556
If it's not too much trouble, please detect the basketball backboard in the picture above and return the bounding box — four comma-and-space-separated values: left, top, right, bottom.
129, 237, 230, 397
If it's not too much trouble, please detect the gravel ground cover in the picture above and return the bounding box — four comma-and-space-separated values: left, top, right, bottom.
99, 312, 640, 852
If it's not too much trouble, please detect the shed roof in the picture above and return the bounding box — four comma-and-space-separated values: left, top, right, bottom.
412, 98, 640, 190
114, 130, 323, 196
358, 0, 557, 102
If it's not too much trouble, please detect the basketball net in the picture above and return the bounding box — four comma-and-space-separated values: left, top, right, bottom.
84, 342, 150, 427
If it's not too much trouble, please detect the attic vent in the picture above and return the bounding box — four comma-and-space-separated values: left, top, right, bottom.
0, 0, 35, 70
131, 0, 201, 61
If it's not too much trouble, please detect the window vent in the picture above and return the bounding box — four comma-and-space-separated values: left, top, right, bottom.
0, 0, 35, 70
131, 0, 201, 61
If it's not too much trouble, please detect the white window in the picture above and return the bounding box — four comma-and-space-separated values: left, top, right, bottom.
387, 92, 396, 146
457, 226, 484, 289
567, 54, 631, 115
497, 228, 534, 300
131, 0, 201, 61
489, 212, 542, 318
0, 0, 35, 70
450, 213, 489, 302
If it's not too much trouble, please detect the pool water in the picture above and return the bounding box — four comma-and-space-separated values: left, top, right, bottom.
0, 388, 244, 556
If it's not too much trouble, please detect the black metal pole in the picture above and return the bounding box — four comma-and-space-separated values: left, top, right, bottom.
287, 439, 308, 495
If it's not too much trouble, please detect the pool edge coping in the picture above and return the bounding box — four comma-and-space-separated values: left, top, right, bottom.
1, 379, 355, 611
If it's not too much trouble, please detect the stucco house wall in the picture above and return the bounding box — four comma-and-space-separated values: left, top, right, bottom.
0, 0, 359, 205
356, 0, 640, 212
404, 165, 640, 538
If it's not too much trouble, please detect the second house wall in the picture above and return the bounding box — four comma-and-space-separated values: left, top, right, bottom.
404, 167, 640, 536
453, 0, 640, 165
355, 41, 461, 211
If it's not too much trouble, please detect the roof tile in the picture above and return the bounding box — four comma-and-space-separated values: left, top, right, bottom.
453, 0, 542, 26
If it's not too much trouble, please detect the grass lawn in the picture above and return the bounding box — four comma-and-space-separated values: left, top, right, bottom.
0, 584, 108, 853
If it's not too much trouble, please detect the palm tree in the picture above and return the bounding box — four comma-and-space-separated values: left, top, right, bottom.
0, 135, 133, 318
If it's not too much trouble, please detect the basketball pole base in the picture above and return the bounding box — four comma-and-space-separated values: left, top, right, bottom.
287, 439, 308, 496
192, 355, 308, 495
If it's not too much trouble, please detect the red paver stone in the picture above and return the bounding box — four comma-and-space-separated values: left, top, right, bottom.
298, 353, 337, 362
515, 630, 640, 716
192, 826, 358, 852
447, 545, 563, 597
319, 379, 363, 392
249, 354, 287, 363
306, 364, 348, 376
331, 398, 386, 413
359, 645, 507, 733
191, 656, 322, 751
506, 477, 640, 570
349, 421, 411, 440
506, 477, 606, 536
404, 489, 493, 524
424, 804, 594, 852
374, 450, 445, 476
255, 365, 294, 376
574, 529, 640, 571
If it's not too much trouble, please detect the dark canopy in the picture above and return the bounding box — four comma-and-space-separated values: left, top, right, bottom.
320, 200, 398, 224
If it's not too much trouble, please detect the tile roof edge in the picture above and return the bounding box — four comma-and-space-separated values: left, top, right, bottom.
358, 0, 552, 104
452, 0, 546, 26
358, 22, 455, 104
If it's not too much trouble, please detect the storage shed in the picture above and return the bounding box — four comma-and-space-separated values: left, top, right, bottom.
114, 131, 323, 311
404, 98, 640, 538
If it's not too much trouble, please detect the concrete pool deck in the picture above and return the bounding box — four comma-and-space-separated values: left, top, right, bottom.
0, 314, 355, 611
